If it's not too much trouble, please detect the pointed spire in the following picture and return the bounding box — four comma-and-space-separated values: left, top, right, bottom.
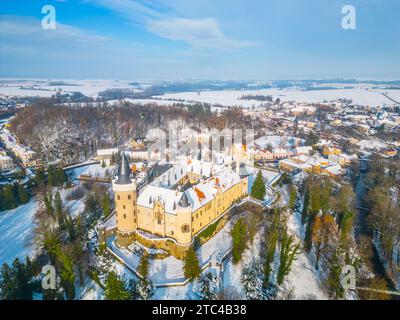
115, 151, 132, 184
178, 192, 191, 207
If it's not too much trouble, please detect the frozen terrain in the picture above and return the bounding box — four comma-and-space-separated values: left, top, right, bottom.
158, 87, 400, 107
0, 79, 139, 98
0, 199, 38, 265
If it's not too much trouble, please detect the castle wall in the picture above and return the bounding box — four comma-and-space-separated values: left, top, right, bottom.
191, 181, 245, 235
113, 167, 249, 248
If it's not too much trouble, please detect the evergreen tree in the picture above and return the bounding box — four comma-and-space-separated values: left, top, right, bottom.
0, 263, 14, 299
102, 193, 111, 218
277, 231, 301, 285
339, 210, 354, 243
183, 246, 201, 281
306, 131, 319, 145
54, 191, 63, 224
264, 214, 279, 283
241, 259, 267, 300
12, 182, 20, 206
3, 185, 17, 209
327, 250, 345, 299
34, 169, 46, 191
18, 185, 30, 205
289, 185, 297, 210
42, 287, 65, 300
47, 166, 54, 187
194, 272, 218, 300
0, 258, 33, 300
304, 214, 315, 253
231, 218, 247, 264
0, 188, 4, 211
104, 272, 130, 300
54, 191, 62, 214
135, 279, 154, 300
138, 252, 149, 279
44, 194, 54, 217
84, 193, 99, 215
57, 250, 75, 300
14, 258, 33, 300
301, 186, 310, 225
251, 170, 266, 201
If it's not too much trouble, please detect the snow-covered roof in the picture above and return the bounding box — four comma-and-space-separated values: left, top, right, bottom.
97, 148, 118, 156
137, 159, 242, 214
254, 135, 305, 150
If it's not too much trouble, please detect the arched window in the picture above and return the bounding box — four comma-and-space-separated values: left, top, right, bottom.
181, 224, 190, 233
157, 212, 162, 224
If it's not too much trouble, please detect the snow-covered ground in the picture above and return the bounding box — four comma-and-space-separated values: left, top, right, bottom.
158, 87, 400, 107
0, 198, 38, 265
0, 162, 115, 267
0, 79, 139, 98
283, 210, 329, 300
67, 163, 117, 182
2, 78, 398, 108
222, 230, 264, 299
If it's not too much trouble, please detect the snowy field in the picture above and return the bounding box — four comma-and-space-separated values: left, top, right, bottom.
1, 79, 399, 108
0, 199, 38, 265
158, 87, 400, 107
0, 79, 140, 98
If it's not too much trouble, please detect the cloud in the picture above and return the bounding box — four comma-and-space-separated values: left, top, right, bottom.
84, 0, 165, 24
0, 15, 108, 45
147, 18, 261, 50
86, 0, 261, 50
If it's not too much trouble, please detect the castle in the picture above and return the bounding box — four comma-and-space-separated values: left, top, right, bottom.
112, 152, 250, 249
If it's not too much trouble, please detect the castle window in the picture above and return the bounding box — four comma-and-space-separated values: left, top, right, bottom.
117, 195, 120, 200
123, 214, 126, 219
192, 228, 194, 233
181, 224, 190, 233
157, 213, 162, 224
192, 216, 194, 222
196, 213, 198, 218
123, 205, 126, 209
128, 195, 131, 200
171, 231, 174, 235
200, 222, 202, 227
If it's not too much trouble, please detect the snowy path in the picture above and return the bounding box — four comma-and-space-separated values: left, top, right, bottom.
0, 198, 38, 265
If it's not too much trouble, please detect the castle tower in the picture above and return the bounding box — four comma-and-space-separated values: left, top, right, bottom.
238, 163, 250, 196
175, 192, 193, 245
113, 151, 137, 246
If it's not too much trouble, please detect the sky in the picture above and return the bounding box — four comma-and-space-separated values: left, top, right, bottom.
0, 0, 399, 80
